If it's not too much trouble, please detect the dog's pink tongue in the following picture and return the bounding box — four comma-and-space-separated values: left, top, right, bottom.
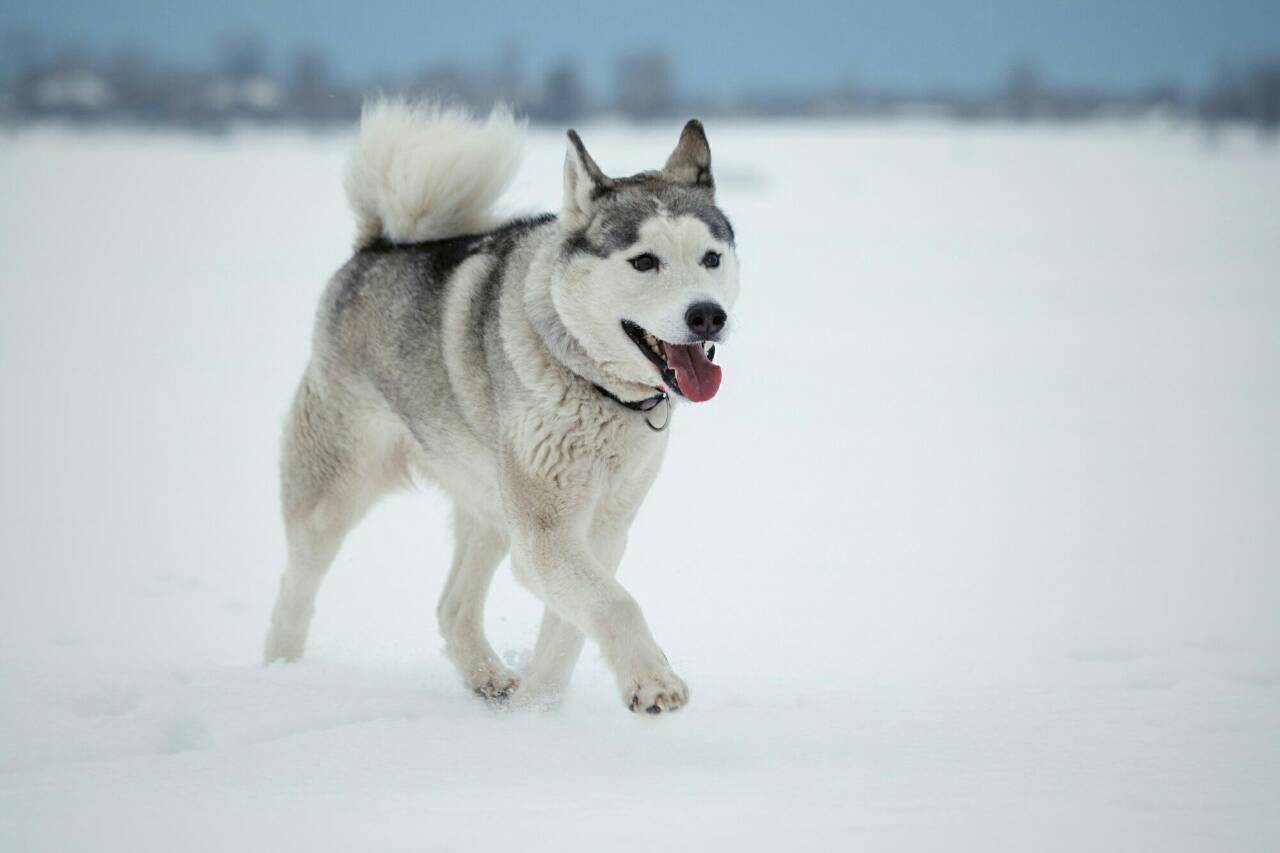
662, 343, 722, 402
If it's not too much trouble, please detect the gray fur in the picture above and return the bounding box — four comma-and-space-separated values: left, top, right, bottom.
567, 179, 735, 258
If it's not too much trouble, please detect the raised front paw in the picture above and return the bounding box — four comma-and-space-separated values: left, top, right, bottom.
625, 670, 689, 715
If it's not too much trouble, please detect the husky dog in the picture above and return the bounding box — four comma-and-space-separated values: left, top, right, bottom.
264, 101, 738, 715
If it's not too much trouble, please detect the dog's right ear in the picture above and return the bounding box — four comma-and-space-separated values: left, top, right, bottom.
562, 130, 612, 231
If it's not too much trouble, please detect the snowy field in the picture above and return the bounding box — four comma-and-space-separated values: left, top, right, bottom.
1, 119, 1278, 851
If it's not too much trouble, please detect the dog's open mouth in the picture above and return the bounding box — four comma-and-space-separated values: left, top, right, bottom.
621, 320, 722, 403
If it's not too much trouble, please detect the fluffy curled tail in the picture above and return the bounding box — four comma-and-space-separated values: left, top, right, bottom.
344, 99, 525, 249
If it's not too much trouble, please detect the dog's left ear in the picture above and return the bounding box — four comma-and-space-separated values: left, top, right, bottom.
663, 119, 714, 193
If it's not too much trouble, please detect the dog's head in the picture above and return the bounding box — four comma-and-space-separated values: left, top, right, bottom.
550, 120, 739, 403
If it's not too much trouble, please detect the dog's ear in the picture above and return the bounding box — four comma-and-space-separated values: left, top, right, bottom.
562, 130, 612, 230
663, 119, 713, 193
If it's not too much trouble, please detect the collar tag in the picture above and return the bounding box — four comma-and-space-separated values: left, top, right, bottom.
644, 393, 672, 432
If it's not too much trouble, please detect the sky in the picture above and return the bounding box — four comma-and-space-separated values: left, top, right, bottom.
4, 0, 1279, 95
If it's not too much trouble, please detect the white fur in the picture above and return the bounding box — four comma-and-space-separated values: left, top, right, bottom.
344, 99, 525, 249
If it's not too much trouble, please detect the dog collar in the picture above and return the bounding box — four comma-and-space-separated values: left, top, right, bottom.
593, 384, 672, 432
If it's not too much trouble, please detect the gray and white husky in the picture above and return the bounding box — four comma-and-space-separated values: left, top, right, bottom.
264, 101, 739, 714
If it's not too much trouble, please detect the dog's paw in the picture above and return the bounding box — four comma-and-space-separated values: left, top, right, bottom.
262, 627, 305, 664
473, 672, 519, 704
464, 661, 519, 704
624, 670, 689, 715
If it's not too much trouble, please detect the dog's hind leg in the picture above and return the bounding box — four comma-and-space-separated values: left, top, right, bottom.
515, 611, 586, 708
264, 375, 402, 663
437, 511, 517, 700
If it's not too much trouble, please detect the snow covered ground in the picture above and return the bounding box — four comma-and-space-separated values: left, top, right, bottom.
1, 119, 1277, 851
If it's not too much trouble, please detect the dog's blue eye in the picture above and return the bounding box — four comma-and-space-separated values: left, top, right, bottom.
701, 251, 721, 269
629, 253, 659, 272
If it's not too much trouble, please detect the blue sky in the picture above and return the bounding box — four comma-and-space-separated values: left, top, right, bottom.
4, 0, 1279, 94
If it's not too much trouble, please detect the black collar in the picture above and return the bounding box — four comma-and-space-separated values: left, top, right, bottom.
593, 383, 667, 412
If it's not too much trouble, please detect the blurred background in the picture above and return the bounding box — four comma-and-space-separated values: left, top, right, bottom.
1, 0, 1279, 132
1, 2, 1278, 852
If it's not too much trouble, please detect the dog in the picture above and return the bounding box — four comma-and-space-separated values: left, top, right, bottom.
264, 101, 739, 714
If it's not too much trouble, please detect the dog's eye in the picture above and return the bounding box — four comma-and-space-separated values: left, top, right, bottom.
629, 253, 659, 273
701, 251, 721, 269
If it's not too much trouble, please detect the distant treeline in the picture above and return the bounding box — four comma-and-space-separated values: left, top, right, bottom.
2, 32, 1278, 132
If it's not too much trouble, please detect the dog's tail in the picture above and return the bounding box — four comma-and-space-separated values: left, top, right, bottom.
344, 99, 525, 250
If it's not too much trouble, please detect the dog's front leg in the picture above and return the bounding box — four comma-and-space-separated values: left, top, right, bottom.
502, 463, 686, 714
510, 528, 686, 714
516, 528, 629, 707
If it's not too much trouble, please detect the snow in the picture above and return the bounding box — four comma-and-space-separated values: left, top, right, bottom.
1, 120, 1278, 851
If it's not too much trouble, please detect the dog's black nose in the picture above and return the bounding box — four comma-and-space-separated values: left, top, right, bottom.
685, 301, 727, 340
